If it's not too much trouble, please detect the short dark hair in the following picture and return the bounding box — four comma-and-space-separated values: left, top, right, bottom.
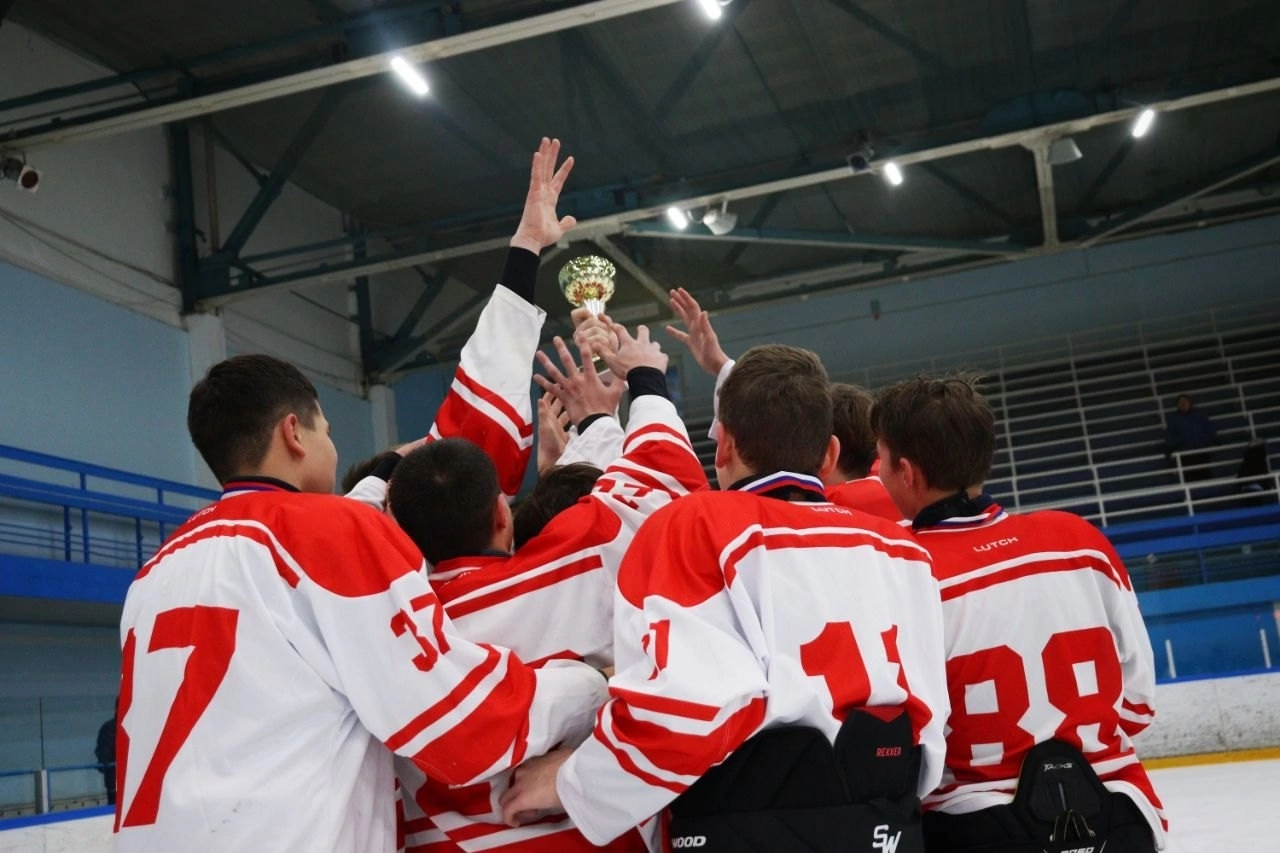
719, 345, 832, 475
512, 462, 603, 550
187, 354, 319, 484
341, 450, 399, 495
830, 383, 876, 479
387, 439, 500, 565
871, 375, 994, 492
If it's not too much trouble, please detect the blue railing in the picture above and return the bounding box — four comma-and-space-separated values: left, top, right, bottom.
0, 443, 217, 570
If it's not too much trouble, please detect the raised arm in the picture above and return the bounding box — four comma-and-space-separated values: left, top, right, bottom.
425, 138, 577, 497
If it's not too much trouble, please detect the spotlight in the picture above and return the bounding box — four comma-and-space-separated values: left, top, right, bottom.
700, 200, 738, 235
882, 161, 904, 187
1047, 137, 1083, 166
666, 206, 691, 229
389, 56, 429, 97
695, 0, 726, 20
846, 131, 875, 173
0, 156, 40, 193
1131, 108, 1156, 139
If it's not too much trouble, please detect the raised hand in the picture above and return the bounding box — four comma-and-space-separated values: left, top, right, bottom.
534, 337, 624, 426
665, 287, 730, 377
601, 323, 668, 378
571, 307, 619, 361
510, 137, 577, 255
536, 394, 570, 474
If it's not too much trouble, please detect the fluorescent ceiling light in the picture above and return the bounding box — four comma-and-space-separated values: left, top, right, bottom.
1132, 108, 1156, 139
696, 0, 723, 20
390, 56, 429, 97
883, 161, 904, 186
666, 206, 691, 229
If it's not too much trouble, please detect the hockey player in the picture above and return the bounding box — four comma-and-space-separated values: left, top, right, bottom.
500, 344, 950, 853
114, 353, 606, 853
664, 287, 900, 521
387, 327, 708, 852
823, 383, 904, 523
870, 376, 1166, 852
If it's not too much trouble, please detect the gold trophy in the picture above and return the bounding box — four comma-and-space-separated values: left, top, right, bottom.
558, 255, 616, 318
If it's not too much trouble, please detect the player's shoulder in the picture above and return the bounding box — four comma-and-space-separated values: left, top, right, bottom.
1017, 508, 1111, 546
227, 491, 425, 595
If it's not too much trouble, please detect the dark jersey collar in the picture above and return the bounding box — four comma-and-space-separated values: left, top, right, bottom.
727, 471, 827, 503
221, 476, 300, 497
912, 490, 1000, 531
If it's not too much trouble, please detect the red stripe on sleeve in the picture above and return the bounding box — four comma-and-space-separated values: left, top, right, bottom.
446, 555, 604, 619
454, 367, 535, 439
608, 686, 724, 722
607, 695, 767, 779
385, 646, 503, 751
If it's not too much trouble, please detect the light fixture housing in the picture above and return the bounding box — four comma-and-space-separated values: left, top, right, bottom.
666, 206, 691, 230
1047, 137, 1083, 166
701, 200, 738, 235
882, 161, 904, 187
1132, 108, 1156, 139
0, 157, 39, 193
389, 56, 430, 97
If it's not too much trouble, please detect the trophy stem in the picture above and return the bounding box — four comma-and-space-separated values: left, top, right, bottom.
583, 298, 607, 317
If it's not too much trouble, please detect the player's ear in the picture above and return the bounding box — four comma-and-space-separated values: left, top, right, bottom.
818, 435, 840, 482
280, 413, 305, 459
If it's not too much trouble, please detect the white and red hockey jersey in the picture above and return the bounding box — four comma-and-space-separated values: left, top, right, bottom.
115, 482, 606, 853
346, 283, 543, 514
915, 499, 1167, 847
826, 476, 904, 524
555, 473, 951, 845
399, 394, 709, 852
426, 284, 544, 498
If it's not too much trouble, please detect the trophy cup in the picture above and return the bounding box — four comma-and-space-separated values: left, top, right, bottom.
559, 255, 617, 370
558, 255, 616, 318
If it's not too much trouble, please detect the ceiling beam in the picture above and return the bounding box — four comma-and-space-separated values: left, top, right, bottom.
624, 222, 1025, 256
592, 236, 672, 305
195, 74, 1280, 306
1082, 143, 1280, 246
2, 0, 687, 151
1028, 140, 1059, 248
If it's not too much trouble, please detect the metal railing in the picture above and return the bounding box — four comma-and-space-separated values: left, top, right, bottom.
0, 444, 217, 569
681, 299, 1279, 522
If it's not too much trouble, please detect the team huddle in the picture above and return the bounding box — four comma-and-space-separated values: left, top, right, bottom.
112, 140, 1166, 853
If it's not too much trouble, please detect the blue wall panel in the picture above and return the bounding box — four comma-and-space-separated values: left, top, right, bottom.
0, 262, 196, 484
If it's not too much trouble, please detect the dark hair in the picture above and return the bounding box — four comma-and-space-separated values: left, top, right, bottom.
830, 383, 876, 479
719, 345, 832, 475
512, 463, 603, 549
187, 354, 319, 484
387, 439, 500, 565
341, 450, 399, 495
870, 375, 994, 492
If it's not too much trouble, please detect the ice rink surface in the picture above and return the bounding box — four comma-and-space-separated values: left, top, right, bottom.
0, 759, 1275, 851
1150, 758, 1279, 852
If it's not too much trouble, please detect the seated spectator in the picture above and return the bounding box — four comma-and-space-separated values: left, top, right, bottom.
1165, 393, 1218, 482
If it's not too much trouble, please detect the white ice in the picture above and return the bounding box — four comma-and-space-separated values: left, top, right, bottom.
0, 759, 1276, 851
1152, 758, 1280, 852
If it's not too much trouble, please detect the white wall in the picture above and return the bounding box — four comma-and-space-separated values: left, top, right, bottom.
0, 25, 178, 328
1135, 672, 1280, 758
0, 22, 380, 479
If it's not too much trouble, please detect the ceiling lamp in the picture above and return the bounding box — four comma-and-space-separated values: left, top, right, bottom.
389, 56, 429, 97
1131, 108, 1156, 139
666, 206, 691, 229
1047, 137, 1083, 165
